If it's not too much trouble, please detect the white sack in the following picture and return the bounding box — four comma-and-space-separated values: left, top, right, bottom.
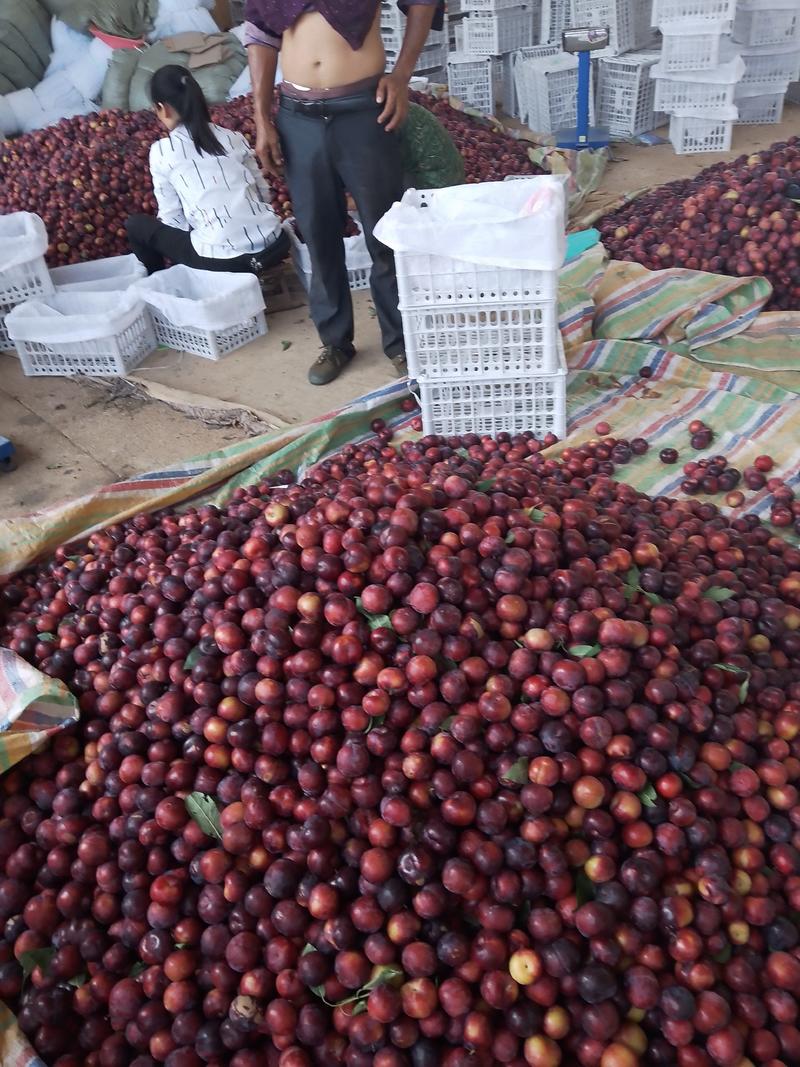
0, 213, 50, 274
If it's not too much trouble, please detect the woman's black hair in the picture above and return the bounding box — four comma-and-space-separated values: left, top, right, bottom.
150, 65, 225, 157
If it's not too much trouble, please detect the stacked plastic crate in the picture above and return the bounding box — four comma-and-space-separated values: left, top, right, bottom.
381, 1, 449, 79
650, 0, 740, 154
596, 50, 665, 139
733, 0, 800, 124
379, 179, 567, 438
448, 1, 538, 114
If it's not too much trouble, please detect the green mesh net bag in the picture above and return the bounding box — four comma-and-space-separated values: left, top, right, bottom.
400, 102, 465, 190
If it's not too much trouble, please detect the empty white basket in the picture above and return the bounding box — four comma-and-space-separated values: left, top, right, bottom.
514, 51, 595, 133
660, 23, 728, 72
460, 7, 535, 54
734, 89, 786, 123
652, 54, 745, 113
734, 0, 800, 48
739, 43, 800, 91
571, 0, 638, 56
0, 212, 54, 351
419, 337, 567, 437
50, 255, 147, 293
447, 53, 503, 114
597, 51, 664, 138
6, 291, 156, 377
652, 0, 735, 23
669, 111, 735, 154
284, 218, 372, 294
134, 266, 267, 361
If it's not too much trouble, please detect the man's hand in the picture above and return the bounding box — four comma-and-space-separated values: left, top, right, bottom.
376, 72, 409, 132
255, 120, 283, 177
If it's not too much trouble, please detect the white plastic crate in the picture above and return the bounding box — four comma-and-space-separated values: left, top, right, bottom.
652, 0, 735, 24
570, 0, 637, 56
739, 44, 800, 91
597, 51, 664, 138
652, 54, 743, 113
385, 40, 448, 73
284, 219, 372, 293
669, 112, 734, 153
633, 0, 659, 47
788, 79, 800, 100
660, 24, 727, 72
418, 340, 567, 437
514, 51, 594, 133
447, 53, 503, 113
6, 291, 156, 377
49, 254, 146, 293
381, 2, 448, 45
734, 0, 800, 48
734, 89, 786, 123
403, 300, 561, 380
462, 0, 523, 9
149, 309, 267, 359
541, 0, 571, 42
460, 7, 535, 54
391, 185, 563, 311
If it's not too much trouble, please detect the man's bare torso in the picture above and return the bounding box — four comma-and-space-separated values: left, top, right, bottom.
280, 9, 385, 89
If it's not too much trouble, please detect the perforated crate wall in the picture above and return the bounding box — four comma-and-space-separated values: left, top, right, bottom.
541, 0, 572, 42
669, 113, 733, 154
570, 0, 637, 56
380, 1, 448, 45
395, 248, 560, 311
633, 0, 659, 48
740, 46, 800, 90
597, 52, 664, 138
461, 0, 524, 10
0, 254, 54, 353
419, 359, 567, 438
653, 73, 738, 113
14, 309, 156, 378
734, 90, 786, 123
660, 27, 725, 72
460, 7, 535, 54
652, 0, 735, 24
151, 309, 268, 361
515, 54, 595, 133
733, 3, 800, 48
447, 54, 503, 113
512, 43, 562, 124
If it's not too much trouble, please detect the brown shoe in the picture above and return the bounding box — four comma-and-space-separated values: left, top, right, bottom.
308, 345, 353, 385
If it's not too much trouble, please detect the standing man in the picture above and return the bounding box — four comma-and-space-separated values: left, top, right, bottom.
245, 0, 443, 385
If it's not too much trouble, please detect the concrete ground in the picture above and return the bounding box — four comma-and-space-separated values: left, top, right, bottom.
1, 104, 799, 515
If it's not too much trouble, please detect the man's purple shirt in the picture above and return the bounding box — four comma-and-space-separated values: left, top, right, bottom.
244, 0, 443, 51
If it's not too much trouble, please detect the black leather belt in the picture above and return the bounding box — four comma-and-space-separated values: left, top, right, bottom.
279, 91, 380, 119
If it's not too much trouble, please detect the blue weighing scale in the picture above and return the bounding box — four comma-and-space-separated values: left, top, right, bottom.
556, 27, 610, 151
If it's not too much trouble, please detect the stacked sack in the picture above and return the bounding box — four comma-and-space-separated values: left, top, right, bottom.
650, 0, 741, 154
374, 176, 568, 439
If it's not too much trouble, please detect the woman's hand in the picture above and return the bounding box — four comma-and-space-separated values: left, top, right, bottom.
256, 120, 284, 177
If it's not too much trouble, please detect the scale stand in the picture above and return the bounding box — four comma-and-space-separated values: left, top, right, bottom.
555, 27, 610, 151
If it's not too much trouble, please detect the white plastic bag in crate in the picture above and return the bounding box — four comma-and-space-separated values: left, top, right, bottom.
0, 212, 49, 276
50, 255, 147, 293
6, 290, 149, 345
375, 178, 566, 272
133, 265, 265, 331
